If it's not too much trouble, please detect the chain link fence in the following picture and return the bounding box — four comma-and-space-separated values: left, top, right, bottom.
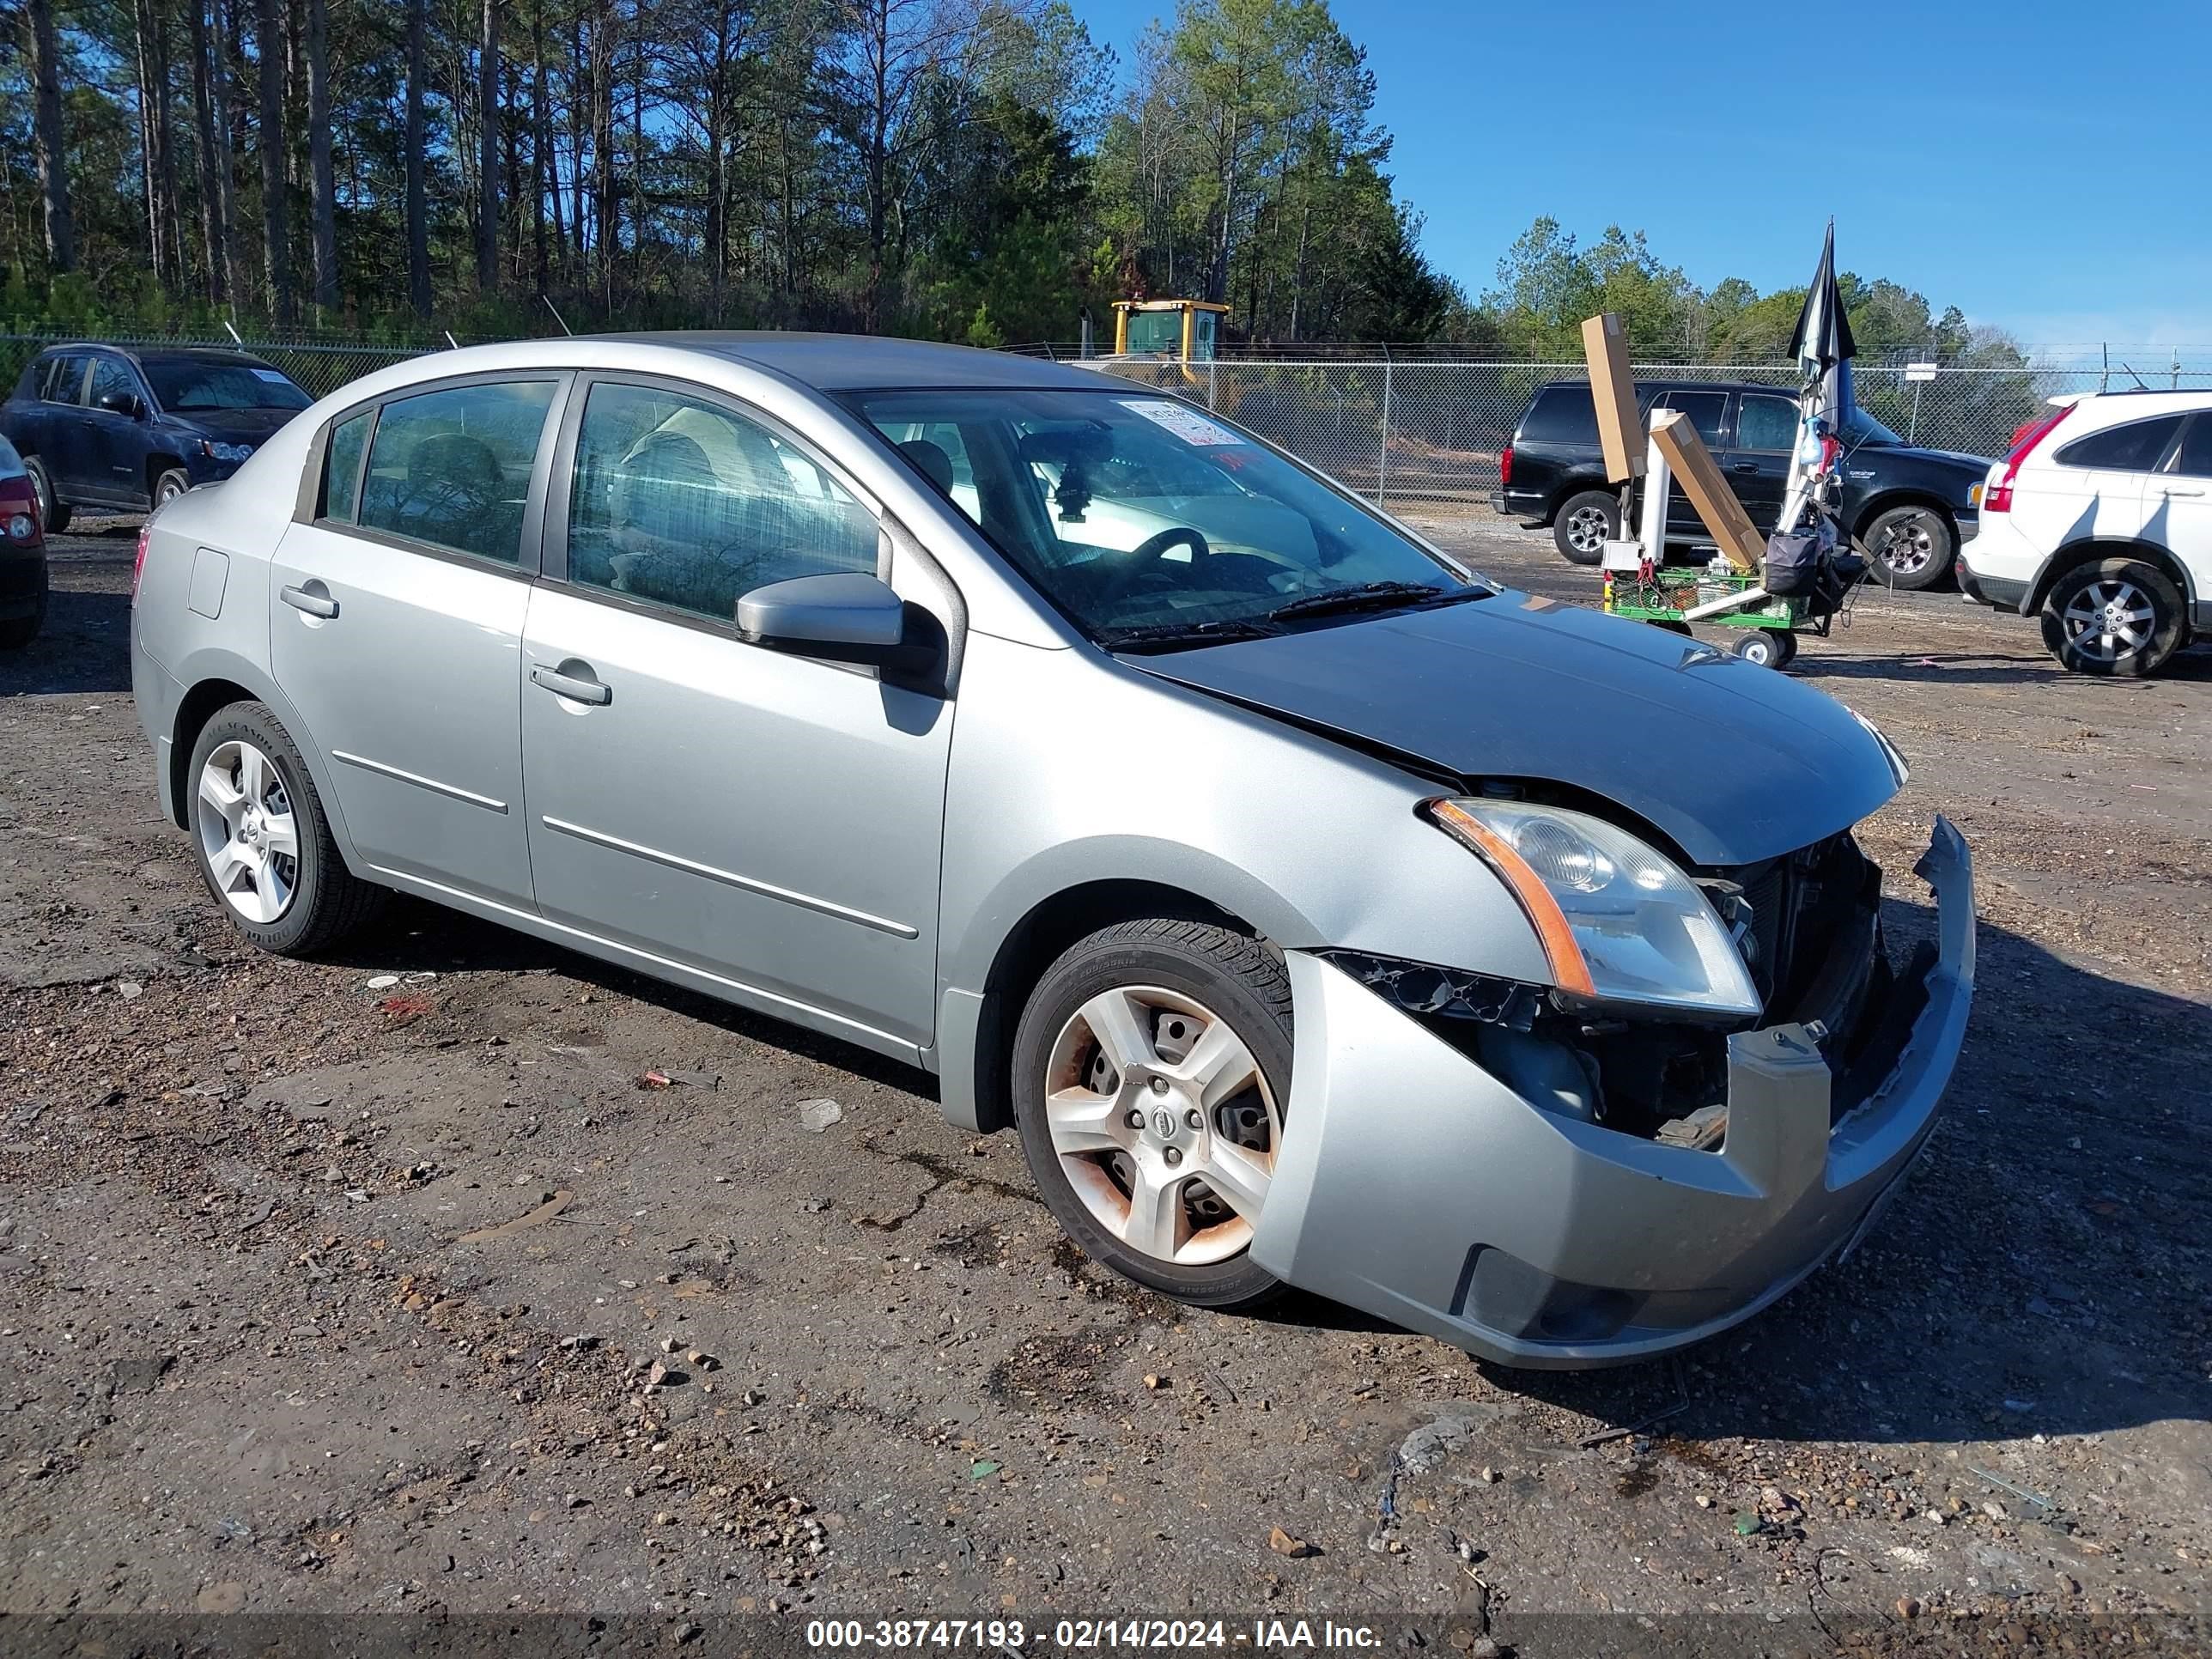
1079, 354, 2212, 513
7, 328, 2210, 520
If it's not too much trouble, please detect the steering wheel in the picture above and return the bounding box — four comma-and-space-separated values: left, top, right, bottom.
1103, 525, 1212, 599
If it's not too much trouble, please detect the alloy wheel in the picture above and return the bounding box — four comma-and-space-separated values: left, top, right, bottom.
193, 739, 301, 924
1564, 505, 1609, 556
1042, 985, 1279, 1267
2058, 578, 2156, 664
1876, 518, 1935, 577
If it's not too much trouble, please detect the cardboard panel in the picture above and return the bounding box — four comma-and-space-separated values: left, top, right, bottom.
1581, 313, 1644, 483
1649, 410, 1764, 573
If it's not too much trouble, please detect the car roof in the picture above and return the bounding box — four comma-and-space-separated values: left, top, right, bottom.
34, 342, 275, 370
2063, 388, 2212, 421
587, 331, 1113, 392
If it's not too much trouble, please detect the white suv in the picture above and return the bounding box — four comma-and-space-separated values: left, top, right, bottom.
1961, 390, 2209, 676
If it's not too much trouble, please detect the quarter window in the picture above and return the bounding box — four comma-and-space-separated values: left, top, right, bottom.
322, 410, 371, 523
2055, 415, 2184, 474
1735, 393, 1799, 453
356, 380, 559, 564
565, 382, 878, 622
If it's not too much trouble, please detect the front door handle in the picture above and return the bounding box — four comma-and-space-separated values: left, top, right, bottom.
1729, 459, 1760, 473
281, 583, 339, 619
531, 662, 611, 706
2160, 486, 2205, 497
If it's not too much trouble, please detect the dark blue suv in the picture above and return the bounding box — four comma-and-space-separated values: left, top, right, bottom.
0, 343, 310, 531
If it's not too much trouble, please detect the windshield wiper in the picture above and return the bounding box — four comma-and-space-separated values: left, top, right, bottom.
1100, 616, 1285, 653
1264, 580, 1490, 623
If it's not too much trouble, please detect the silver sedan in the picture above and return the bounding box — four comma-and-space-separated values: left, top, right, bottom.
130, 334, 1974, 1367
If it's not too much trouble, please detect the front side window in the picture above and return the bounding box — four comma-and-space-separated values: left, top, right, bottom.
143, 356, 310, 412
88, 357, 139, 411
566, 381, 878, 622
1735, 393, 1799, 453
2057, 415, 2185, 474
321, 410, 370, 523
852, 388, 1483, 645
356, 380, 557, 564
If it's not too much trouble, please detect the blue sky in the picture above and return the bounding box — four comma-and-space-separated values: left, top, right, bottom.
1069, 0, 2212, 349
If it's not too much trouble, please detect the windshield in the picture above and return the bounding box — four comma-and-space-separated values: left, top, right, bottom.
143, 358, 310, 413
851, 387, 1483, 644
1841, 406, 1903, 448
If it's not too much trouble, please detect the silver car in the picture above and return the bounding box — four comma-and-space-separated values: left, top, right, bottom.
129, 335, 1976, 1367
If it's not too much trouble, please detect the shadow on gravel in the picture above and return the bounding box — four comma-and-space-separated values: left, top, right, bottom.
1796, 644, 2212, 686
1483, 893, 2211, 1449
0, 580, 131, 695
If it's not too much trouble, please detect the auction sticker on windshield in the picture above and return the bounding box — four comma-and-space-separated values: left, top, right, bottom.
1119, 398, 1246, 447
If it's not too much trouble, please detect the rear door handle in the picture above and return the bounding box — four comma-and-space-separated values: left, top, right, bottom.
2161, 486, 2205, 497
531, 663, 611, 706
1729, 460, 1760, 473
281, 583, 338, 619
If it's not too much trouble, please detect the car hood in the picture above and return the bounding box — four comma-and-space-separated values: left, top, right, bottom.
1121, 592, 1902, 867
163, 406, 303, 442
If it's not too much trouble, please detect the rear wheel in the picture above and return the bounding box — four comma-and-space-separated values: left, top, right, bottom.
1012, 919, 1292, 1311
1729, 629, 1795, 668
2039, 559, 2185, 678
1862, 504, 1953, 590
186, 702, 384, 954
1552, 490, 1617, 565
0, 569, 45, 649
25, 457, 69, 535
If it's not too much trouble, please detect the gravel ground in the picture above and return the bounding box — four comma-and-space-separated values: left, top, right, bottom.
2, 513, 2208, 1655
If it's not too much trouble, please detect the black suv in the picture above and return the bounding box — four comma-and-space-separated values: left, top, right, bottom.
1492, 379, 1993, 589
0, 343, 310, 531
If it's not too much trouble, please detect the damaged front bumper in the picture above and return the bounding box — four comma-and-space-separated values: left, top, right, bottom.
1250, 817, 1974, 1369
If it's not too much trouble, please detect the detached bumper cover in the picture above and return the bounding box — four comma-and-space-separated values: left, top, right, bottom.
1252, 817, 1974, 1369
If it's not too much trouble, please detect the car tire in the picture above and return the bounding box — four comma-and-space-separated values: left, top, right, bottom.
153, 467, 190, 507
1012, 918, 1293, 1312
25, 457, 70, 535
185, 702, 384, 955
2039, 558, 2185, 678
1552, 490, 1617, 565
1862, 505, 1953, 590
0, 571, 45, 649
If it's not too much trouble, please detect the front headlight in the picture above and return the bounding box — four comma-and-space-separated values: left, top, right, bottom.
197, 440, 253, 464
1425, 798, 1761, 1019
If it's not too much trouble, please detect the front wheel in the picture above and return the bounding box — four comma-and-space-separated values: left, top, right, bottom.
1552, 490, 1618, 565
186, 702, 384, 954
2039, 559, 2185, 677
153, 467, 191, 507
1729, 629, 1796, 668
1862, 505, 1954, 590
1012, 919, 1293, 1311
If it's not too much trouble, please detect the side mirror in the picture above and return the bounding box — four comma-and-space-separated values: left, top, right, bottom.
97, 391, 143, 419
735, 572, 927, 672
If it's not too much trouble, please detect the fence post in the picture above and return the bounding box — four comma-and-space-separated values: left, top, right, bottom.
1377, 345, 1393, 507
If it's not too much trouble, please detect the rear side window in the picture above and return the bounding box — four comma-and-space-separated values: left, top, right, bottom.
1656, 389, 1728, 447
2056, 415, 2183, 473
357, 380, 559, 564
2170, 415, 2212, 478
41, 356, 88, 404
321, 410, 370, 523
1516, 387, 1595, 445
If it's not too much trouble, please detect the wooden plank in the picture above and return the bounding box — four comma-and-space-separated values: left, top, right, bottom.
1648, 409, 1764, 573
1581, 312, 1644, 483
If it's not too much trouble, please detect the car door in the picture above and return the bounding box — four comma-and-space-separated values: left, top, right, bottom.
39, 354, 94, 495
81, 355, 154, 506
519, 374, 955, 1052
268, 374, 567, 911
2146, 413, 2212, 599
1650, 388, 1730, 538
1726, 391, 1800, 532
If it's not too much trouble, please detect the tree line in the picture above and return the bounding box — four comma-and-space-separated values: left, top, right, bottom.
0, 0, 2020, 362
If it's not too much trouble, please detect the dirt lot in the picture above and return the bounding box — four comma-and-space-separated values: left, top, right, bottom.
3, 513, 2208, 1655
